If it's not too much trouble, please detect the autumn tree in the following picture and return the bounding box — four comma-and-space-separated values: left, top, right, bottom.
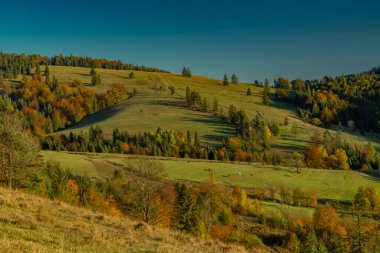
293, 152, 304, 173
263, 79, 270, 105
128, 159, 167, 224
304, 145, 328, 169
0, 112, 39, 188
327, 148, 350, 170
313, 205, 348, 251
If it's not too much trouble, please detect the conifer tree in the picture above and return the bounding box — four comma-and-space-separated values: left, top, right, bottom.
194, 131, 200, 147
44, 65, 50, 76
175, 183, 199, 234
35, 64, 41, 75
45, 65, 51, 86
182, 67, 192, 77
231, 73, 239, 84
187, 130, 192, 144
263, 78, 270, 105
202, 97, 208, 112
186, 86, 191, 106
90, 67, 96, 76
186, 68, 192, 77
223, 74, 229, 85
182, 67, 188, 77
213, 99, 219, 115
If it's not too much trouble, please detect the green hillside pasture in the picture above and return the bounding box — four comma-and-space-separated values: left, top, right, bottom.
41, 151, 380, 202
41, 151, 117, 179
58, 93, 236, 145
147, 159, 380, 201
45, 66, 380, 152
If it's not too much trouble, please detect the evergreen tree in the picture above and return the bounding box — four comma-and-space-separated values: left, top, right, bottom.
91, 74, 97, 86
284, 116, 289, 126
52, 75, 58, 89
231, 73, 239, 84
44, 65, 50, 76
263, 78, 270, 105
202, 98, 208, 112
186, 86, 191, 106
175, 183, 199, 234
45, 65, 51, 86
91, 74, 101, 86
187, 130, 192, 144
194, 131, 200, 147
182, 67, 192, 77
182, 67, 187, 77
186, 68, 192, 77
223, 74, 229, 85
26, 65, 31, 75
90, 67, 96, 76
213, 99, 219, 115
35, 64, 41, 75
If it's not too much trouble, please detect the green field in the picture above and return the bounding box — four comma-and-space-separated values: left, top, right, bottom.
43, 66, 380, 154
59, 93, 236, 145
41, 151, 380, 202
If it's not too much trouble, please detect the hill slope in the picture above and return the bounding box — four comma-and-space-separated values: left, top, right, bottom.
0, 187, 247, 253
42, 151, 380, 201
44, 66, 379, 153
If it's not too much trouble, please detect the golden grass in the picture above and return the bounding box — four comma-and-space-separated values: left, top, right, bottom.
0, 187, 250, 253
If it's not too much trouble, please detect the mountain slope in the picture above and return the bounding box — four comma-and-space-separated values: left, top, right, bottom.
44, 65, 379, 152
0, 187, 247, 253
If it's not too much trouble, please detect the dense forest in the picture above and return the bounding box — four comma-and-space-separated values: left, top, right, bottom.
0, 52, 169, 79
275, 69, 380, 133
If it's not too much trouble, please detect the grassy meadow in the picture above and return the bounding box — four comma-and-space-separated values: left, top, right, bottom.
41, 151, 380, 202
59, 93, 236, 145
41, 66, 379, 154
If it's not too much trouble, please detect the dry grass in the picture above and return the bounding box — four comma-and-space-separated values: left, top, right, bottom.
0, 187, 252, 253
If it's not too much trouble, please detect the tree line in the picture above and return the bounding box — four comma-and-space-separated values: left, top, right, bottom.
0, 52, 169, 79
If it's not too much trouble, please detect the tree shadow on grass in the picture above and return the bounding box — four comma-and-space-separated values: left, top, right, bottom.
357, 170, 380, 183
72, 72, 90, 77
60, 100, 130, 132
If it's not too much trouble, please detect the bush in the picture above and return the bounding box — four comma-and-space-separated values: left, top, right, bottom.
228, 230, 264, 249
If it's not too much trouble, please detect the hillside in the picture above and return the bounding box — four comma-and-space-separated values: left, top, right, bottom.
42, 151, 380, 202
44, 66, 380, 153
0, 186, 247, 253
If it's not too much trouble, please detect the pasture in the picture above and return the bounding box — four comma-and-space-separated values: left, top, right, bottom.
41, 151, 380, 202
44, 65, 380, 154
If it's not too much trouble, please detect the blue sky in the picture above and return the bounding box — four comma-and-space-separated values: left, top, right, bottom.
1, 0, 380, 82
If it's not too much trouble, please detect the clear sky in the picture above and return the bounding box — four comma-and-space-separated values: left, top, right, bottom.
1, 0, 380, 82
